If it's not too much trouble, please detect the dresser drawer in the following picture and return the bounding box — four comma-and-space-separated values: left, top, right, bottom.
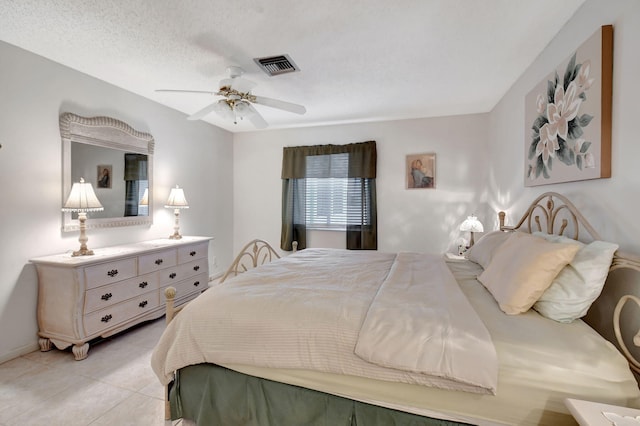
138, 249, 177, 275
84, 258, 137, 289
162, 273, 208, 299
178, 242, 209, 264
179, 258, 209, 280
158, 258, 208, 286
84, 292, 159, 336
84, 272, 158, 314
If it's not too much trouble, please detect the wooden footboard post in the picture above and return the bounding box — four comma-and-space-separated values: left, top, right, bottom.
164, 286, 176, 421
165, 286, 176, 325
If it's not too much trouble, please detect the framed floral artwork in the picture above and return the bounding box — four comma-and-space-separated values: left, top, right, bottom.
524, 25, 613, 186
406, 153, 435, 189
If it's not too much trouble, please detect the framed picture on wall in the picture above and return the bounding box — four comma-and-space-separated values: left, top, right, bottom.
524, 25, 613, 186
97, 164, 112, 189
406, 153, 436, 189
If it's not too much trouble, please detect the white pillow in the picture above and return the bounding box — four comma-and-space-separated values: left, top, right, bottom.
466, 230, 511, 269
532, 232, 618, 323
478, 232, 581, 315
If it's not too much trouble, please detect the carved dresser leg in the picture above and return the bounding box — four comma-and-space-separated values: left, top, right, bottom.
38, 338, 52, 352
72, 343, 90, 360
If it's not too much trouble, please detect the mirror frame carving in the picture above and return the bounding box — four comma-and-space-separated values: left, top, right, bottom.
61, 112, 155, 232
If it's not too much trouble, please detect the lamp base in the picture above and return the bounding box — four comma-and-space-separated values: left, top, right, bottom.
169, 209, 183, 240
72, 212, 95, 256
72, 248, 95, 257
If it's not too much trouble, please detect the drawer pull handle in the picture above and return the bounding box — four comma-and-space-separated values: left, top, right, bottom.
194, 281, 200, 287
169, 272, 177, 279
193, 265, 200, 271
107, 269, 118, 277
139, 281, 148, 289
139, 300, 148, 308
101, 314, 112, 323
190, 251, 196, 256
155, 259, 163, 265
101, 293, 112, 301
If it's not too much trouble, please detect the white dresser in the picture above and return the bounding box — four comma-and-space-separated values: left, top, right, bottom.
30, 236, 212, 360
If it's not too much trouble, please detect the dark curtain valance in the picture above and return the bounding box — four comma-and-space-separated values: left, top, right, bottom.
124, 153, 148, 181
282, 140, 376, 179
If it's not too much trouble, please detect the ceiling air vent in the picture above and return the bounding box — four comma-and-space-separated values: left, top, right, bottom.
254, 54, 300, 76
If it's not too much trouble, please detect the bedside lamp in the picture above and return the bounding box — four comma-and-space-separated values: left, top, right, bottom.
62, 178, 104, 256
165, 185, 189, 240
460, 215, 484, 247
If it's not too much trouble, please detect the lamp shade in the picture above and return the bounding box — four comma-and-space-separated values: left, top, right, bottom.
139, 188, 149, 206
460, 215, 484, 232
165, 185, 189, 209
213, 99, 236, 122
62, 178, 104, 212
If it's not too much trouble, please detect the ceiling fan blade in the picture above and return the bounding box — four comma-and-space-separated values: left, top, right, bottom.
155, 89, 216, 95
244, 104, 268, 129
253, 95, 306, 115
187, 102, 221, 120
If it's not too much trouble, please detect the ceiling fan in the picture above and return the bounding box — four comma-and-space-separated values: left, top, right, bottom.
156, 66, 306, 129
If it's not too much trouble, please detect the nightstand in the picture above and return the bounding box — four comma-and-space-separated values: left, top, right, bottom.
565, 398, 640, 425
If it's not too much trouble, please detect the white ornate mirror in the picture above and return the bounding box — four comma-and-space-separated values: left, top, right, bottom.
60, 113, 154, 231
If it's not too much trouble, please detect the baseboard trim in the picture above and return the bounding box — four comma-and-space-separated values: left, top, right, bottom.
0, 342, 40, 365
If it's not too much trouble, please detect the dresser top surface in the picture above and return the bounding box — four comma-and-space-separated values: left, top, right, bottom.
30, 236, 212, 266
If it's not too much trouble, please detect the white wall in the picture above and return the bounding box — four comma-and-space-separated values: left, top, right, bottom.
0, 41, 234, 362
4, 0, 638, 365
233, 114, 490, 256
488, 0, 640, 253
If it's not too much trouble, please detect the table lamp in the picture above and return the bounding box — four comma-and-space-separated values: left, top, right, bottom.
62, 178, 104, 256
165, 185, 189, 239
460, 215, 484, 247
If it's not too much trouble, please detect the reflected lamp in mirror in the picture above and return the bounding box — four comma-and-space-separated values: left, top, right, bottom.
139, 188, 149, 206
165, 185, 189, 240
62, 178, 104, 256
460, 215, 484, 247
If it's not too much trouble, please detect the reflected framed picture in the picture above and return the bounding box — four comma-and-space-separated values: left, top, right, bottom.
97, 164, 112, 189
406, 153, 435, 189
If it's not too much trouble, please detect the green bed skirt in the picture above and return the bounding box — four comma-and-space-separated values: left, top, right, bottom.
170, 364, 472, 426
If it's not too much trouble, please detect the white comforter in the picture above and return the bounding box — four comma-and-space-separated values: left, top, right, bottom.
151, 249, 498, 394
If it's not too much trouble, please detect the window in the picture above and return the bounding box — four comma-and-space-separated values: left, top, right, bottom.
305, 153, 345, 229
304, 153, 372, 230
281, 141, 377, 250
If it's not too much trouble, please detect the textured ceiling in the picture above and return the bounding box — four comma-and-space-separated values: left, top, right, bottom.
1, 0, 585, 132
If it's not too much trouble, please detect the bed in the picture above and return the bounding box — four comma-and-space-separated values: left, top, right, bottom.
151, 192, 640, 425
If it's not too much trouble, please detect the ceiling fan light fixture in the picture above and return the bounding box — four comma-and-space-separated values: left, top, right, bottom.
159, 64, 305, 128
213, 100, 235, 122
234, 100, 254, 119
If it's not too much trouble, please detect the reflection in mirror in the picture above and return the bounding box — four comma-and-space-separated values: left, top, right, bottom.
61, 113, 154, 232
70, 144, 149, 219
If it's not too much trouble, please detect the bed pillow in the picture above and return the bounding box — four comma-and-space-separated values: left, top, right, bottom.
466, 230, 511, 269
531, 232, 618, 323
478, 232, 581, 315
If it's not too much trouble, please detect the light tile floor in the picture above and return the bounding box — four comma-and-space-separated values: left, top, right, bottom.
0, 318, 180, 426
